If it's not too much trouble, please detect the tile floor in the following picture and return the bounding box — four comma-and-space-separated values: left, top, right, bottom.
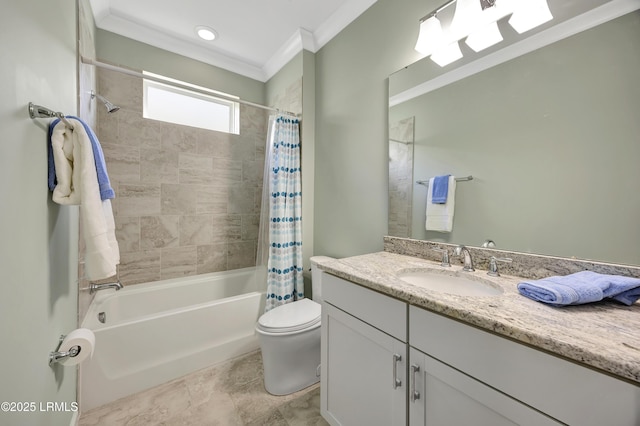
79, 350, 329, 425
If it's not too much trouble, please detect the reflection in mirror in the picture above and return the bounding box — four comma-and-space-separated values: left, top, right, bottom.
389, 8, 640, 266
389, 117, 415, 238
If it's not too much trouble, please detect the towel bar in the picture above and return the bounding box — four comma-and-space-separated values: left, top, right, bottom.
416, 175, 473, 186
28, 102, 74, 130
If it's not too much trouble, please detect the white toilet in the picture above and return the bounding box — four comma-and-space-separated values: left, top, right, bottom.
256, 255, 333, 395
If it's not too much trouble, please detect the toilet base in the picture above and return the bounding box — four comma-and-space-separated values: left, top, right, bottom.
265, 370, 320, 396
257, 325, 321, 395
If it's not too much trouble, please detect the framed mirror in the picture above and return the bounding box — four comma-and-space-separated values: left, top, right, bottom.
388, 0, 640, 266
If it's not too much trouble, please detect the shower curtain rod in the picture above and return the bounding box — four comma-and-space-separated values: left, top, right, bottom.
80, 56, 299, 117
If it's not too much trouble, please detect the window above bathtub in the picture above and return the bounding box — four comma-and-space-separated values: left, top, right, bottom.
143, 71, 240, 134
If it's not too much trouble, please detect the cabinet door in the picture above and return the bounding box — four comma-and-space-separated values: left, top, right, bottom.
409, 348, 561, 426
321, 302, 407, 426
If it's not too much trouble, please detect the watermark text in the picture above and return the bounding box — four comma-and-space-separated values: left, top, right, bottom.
1, 401, 78, 412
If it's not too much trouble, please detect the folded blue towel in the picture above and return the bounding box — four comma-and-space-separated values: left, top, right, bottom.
517, 271, 640, 306
431, 175, 450, 204
48, 117, 115, 200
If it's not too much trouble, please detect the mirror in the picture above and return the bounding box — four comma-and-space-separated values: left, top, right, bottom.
389, 3, 640, 266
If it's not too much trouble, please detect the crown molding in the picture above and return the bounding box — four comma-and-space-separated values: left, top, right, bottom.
262, 28, 316, 81
90, 0, 378, 82
93, 13, 266, 81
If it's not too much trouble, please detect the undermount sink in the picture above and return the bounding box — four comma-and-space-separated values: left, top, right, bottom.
397, 269, 503, 297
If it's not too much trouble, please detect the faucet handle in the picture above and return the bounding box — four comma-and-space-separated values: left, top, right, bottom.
430, 248, 451, 267
482, 239, 496, 248
487, 256, 512, 277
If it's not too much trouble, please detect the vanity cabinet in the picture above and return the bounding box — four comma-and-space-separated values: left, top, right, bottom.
408, 346, 561, 425
321, 274, 640, 426
320, 272, 545, 426
321, 273, 407, 426
409, 306, 640, 426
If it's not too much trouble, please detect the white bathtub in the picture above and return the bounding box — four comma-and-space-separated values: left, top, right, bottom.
80, 267, 265, 411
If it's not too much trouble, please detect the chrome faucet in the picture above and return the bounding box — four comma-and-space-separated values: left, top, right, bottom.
454, 245, 475, 272
89, 281, 123, 294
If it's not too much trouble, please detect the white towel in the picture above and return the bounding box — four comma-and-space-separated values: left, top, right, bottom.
50, 119, 120, 280
425, 176, 456, 232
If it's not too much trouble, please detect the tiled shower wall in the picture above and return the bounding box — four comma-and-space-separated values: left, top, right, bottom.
97, 68, 268, 285
388, 117, 414, 238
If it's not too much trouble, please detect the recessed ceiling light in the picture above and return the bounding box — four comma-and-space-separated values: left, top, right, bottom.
195, 26, 217, 41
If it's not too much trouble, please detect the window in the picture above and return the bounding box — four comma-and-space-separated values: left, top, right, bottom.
143, 72, 240, 134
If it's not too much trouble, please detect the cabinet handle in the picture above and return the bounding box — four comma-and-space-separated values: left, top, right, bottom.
410, 364, 421, 402
392, 354, 402, 389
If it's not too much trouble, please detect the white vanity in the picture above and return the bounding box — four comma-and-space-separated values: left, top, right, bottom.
319, 248, 640, 426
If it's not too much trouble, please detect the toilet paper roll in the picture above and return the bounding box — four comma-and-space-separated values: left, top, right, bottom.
58, 328, 95, 366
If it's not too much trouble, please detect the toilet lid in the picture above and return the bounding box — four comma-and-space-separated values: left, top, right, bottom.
257, 298, 321, 333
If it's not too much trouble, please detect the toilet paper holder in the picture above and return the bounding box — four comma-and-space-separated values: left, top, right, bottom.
49, 334, 81, 366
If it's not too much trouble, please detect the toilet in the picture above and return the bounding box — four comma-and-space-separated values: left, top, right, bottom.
256, 255, 333, 395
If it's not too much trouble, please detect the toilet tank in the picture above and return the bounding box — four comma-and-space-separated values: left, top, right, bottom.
309, 256, 334, 304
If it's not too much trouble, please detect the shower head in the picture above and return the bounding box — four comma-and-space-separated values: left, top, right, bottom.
90, 90, 120, 113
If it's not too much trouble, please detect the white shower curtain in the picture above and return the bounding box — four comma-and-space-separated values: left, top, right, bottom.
257, 114, 303, 312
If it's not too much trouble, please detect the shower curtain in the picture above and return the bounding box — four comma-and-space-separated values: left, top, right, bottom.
257, 114, 303, 312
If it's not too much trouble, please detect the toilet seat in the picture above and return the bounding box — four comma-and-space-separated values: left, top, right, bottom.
257, 298, 321, 334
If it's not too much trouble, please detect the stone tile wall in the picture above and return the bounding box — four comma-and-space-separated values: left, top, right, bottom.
97, 68, 268, 285
388, 117, 414, 238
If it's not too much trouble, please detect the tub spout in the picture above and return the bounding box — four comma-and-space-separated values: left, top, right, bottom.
89, 281, 123, 294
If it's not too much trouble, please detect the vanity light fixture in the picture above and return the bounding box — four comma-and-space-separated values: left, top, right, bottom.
415, 0, 552, 66
452, 0, 505, 52
508, 0, 553, 34
195, 25, 217, 41
430, 42, 463, 66
414, 15, 446, 57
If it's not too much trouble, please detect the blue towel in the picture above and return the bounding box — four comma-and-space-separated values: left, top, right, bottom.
517, 271, 640, 306
431, 175, 450, 204
48, 117, 115, 200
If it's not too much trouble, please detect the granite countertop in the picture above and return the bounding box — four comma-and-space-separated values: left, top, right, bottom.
319, 251, 640, 385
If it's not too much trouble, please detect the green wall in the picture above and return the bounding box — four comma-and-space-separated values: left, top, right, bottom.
301, 49, 316, 272
0, 1, 79, 425
314, 0, 429, 257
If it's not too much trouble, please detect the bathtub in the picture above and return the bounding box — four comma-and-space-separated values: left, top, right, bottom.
80, 267, 265, 411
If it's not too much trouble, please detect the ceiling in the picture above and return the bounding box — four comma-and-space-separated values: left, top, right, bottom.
89, 0, 378, 82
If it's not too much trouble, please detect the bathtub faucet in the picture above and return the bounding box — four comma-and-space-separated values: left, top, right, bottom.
89, 281, 123, 294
